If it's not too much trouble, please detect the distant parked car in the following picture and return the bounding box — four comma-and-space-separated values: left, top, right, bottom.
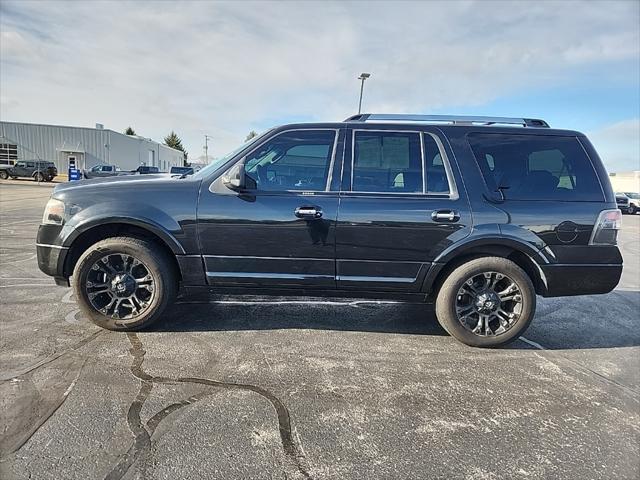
169, 166, 194, 176
622, 192, 639, 214
615, 193, 631, 214
133, 166, 160, 174
83, 164, 130, 179
0, 160, 57, 181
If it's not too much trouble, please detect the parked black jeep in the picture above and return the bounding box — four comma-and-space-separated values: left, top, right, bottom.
0, 160, 57, 181
37, 114, 622, 347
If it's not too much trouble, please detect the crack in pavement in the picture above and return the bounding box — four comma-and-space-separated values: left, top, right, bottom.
104, 333, 312, 480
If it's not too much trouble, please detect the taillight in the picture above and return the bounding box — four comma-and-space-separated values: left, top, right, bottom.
589, 209, 621, 246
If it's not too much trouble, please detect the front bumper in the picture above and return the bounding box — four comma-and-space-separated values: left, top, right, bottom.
36, 224, 70, 285
36, 243, 70, 285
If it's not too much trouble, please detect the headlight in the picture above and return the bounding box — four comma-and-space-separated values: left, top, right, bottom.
42, 198, 65, 225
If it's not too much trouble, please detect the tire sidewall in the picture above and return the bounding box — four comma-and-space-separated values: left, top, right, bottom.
436, 257, 536, 348
0, 171, 8, 180
73, 238, 174, 330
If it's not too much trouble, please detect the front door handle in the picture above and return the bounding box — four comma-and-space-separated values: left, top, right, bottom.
431, 210, 460, 222
295, 206, 323, 219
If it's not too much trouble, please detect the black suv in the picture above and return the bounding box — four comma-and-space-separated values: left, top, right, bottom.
36, 114, 622, 347
0, 160, 57, 181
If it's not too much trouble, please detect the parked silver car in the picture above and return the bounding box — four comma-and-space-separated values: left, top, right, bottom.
83, 164, 130, 179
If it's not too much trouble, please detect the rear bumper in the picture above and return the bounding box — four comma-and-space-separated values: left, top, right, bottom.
540, 263, 622, 297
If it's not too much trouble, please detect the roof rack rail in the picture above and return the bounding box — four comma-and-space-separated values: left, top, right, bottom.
344, 114, 549, 128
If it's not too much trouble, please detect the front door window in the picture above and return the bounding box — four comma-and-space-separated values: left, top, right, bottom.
244, 130, 336, 192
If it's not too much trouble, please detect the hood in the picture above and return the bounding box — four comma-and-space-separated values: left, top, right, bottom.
53, 174, 182, 193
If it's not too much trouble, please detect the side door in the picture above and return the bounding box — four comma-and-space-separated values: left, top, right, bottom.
335, 127, 471, 292
25, 161, 36, 177
12, 161, 27, 176
197, 128, 344, 289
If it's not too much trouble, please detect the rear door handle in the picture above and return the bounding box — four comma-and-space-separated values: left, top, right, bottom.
295, 206, 323, 219
431, 210, 459, 222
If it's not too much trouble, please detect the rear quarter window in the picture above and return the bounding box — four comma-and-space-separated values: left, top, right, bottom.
467, 133, 603, 201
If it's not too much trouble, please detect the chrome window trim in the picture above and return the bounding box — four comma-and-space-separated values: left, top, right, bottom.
349, 129, 458, 199
212, 128, 340, 195
423, 131, 459, 200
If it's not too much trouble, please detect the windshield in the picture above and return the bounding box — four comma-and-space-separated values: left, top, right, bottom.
624, 192, 639, 199
192, 129, 273, 178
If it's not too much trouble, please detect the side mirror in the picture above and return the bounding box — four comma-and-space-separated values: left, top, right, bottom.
222, 162, 246, 190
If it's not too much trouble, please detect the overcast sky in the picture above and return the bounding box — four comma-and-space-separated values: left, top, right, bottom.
1, 0, 639, 171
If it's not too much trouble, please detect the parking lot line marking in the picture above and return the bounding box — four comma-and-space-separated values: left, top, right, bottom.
0, 283, 53, 288
519, 336, 545, 350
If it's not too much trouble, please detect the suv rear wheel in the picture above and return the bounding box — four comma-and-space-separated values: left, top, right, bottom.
72, 237, 177, 330
34, 172, 45, 182
435, 257, 536, 347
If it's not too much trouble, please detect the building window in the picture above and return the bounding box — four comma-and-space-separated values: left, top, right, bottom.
0, 143, 18, 164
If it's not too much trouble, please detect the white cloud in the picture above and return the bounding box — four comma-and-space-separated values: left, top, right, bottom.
588, 119, 640, 173
1, 0, 638, 160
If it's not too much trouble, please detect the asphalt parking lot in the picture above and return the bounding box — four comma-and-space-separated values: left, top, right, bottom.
1, 180, 638, 480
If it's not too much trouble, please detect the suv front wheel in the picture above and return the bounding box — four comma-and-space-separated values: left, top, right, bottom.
72, 237, 177, 330
435, 257, 536, 347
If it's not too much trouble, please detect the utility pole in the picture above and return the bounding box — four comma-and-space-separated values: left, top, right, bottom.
204, 134, 212, 164
357, 73, 371, 114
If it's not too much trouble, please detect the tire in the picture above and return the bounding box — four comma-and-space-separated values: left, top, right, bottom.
629, 205, 637, 215
34, 172, 45, 182
0, 171, 8, 180
72, 237, 178, 331
435, 257, 536, 348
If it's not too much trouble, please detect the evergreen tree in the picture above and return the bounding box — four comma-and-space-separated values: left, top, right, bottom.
245, 130, 258, 142
124, 126, 136, 135
164, 131, 189, 165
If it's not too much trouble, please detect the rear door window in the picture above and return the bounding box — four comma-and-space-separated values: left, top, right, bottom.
352, 131, 422, 193
467, 133, 603, 201
423, 134, 450, 194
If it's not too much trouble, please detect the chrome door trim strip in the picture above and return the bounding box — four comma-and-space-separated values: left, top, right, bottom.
336, 275, 416, 283
206, 272, 334, 280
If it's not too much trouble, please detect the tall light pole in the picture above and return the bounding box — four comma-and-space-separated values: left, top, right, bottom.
204, 135, 212, 164
357, 72, 371, 114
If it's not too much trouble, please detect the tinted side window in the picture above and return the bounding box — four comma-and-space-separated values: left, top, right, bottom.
352, 131, 422, 193
245, 130, 336, 192
26, 162, 35, 168
467, 134, 603, 201
423, 134, 450, 194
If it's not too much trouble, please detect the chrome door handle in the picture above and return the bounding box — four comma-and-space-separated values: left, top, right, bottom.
431, 210, 459, 222
295, 206, 323, 219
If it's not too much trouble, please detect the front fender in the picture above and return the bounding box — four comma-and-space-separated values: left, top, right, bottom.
61, 201, 186, 254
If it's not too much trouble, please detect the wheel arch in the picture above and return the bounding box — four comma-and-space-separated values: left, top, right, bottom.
62, 221, 183, 281
424, 240, 548, 300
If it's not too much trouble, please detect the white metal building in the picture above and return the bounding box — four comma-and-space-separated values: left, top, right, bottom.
0, 121, 184, 172
609, 170, 640, 193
